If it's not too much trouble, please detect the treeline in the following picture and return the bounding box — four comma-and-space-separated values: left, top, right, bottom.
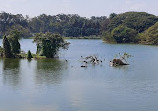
1, 11, 158, 45
0, 12, 109, 38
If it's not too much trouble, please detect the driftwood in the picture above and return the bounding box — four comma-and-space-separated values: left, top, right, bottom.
110, 59, 129, 66
80, 55, 104, 67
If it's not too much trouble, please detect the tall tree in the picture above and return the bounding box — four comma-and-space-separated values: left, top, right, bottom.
8, 30, 21, 55
3, 35, 13, 58
109, 13, 117, 19
33, 32, 69, 58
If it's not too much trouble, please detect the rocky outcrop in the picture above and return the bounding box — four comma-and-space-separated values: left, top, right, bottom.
110, 59, 129, 66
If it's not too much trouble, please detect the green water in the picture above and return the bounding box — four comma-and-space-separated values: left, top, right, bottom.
0, 39, 158, 111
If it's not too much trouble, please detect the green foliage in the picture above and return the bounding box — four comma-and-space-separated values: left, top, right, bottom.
29, 14, 108, 37
108, 12, 158, 33
33, 32, 69, 58
0, 12, 29, 38
138, 22, 158, 45
7, 25, 32, 38
27, 50, 33, 59
109, 13, 117, 19
0, 12, 109, 38
103, 12, 158, 43
3, 35, 13, 58
102, 31, 116, 43
111, 25, 138, 43
0, 46, 4, 57
1, 11, 158, 45
7, 30, 21, 55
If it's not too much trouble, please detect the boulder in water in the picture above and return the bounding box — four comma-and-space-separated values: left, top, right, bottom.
110, 59, 129, 66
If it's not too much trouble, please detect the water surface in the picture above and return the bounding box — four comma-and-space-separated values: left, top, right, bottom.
0, 39, 158, 111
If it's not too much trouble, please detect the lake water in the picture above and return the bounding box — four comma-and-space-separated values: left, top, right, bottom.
0, 39, 158, 111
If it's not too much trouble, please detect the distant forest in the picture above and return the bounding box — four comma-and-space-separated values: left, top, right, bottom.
1, 11, 158, 45
0, 11, 109, 38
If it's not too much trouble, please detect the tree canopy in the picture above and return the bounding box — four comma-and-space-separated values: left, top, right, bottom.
33, 32, 69, 58
108, 12, 158, 33
103, 12, 158, 43
138, 22, 158, 45
7, 30, 21, 55
3, 35, 13, 58
111, 25, 138, 43
0, 12, 109, 38
1, 11, 158, 45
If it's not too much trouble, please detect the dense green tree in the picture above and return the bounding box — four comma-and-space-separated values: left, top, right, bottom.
108, 12, 158, 33
103, 12, 158, 43
102, 31, 116, 43
109, 13, 117, 19
27, 50, 33, 59
111, 25, 138, 43
138, 22, 158, 45
33, 32, 69, 58
3, 35, 13, 58
7, 30, 21, 55
0, 12, 29, 37
7, 25, 31, 38
29, 14, 106, 37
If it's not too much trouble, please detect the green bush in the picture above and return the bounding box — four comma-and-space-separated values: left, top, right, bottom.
33, 32, 69, 58
27, 50, 33, 59
111, 26, 138, 43
102, 31, 116, 43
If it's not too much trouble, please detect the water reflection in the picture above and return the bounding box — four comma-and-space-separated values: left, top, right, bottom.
35, 59, 68, 85
2, 58, 21, 87
111, 65, 129, 71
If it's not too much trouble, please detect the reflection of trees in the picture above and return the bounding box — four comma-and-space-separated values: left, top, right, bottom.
35, 59, 68, 85
2, 58, 21, 87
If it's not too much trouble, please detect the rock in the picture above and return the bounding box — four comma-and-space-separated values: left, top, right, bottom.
110, 59, 129, 66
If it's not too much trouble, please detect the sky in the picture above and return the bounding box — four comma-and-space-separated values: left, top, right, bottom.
0, 0, 157, 18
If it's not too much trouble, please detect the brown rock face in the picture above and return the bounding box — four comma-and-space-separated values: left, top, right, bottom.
110, 59, 128, 66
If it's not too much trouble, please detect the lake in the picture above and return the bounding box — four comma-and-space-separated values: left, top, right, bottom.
0, 39, 158, 111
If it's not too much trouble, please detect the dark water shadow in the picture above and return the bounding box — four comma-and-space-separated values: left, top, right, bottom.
2, 58, 21, 87
35, 59, 68, 85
